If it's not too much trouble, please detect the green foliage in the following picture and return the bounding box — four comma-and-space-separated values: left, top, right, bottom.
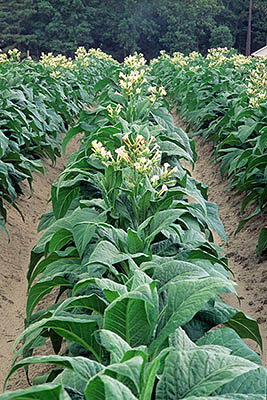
151, 49, 267, 256
1, 52, 265, 399
0, 50, 114, 233
0, 0, 266, 59
210, 25, 234, 49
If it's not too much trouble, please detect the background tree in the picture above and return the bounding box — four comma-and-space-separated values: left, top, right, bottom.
0, 0, 266, 59
0, 0, 37, 54
210, 25, 234, 49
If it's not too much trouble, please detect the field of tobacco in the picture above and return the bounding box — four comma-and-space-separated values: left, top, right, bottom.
0, 49, 266, 399
151, 48, 267, 258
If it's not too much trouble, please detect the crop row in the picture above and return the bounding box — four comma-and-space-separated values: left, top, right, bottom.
0, 47, 115, 236
1, 52, 266, 399
151, 48, 267, 257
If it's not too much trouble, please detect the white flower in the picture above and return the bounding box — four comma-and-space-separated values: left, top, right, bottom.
158, 184, 168, 196
139, 157, 147, 164
115, 146, 129, 161
135, 135, 146, 145
122, 133, 129, 142
92, 140, 103, 153
151, 175, 159, 184
134, 162, 142, 171
116, 104, 122, 114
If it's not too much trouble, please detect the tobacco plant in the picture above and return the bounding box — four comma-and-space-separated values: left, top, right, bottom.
1, 52, 266, 399
151, 49, 267, 257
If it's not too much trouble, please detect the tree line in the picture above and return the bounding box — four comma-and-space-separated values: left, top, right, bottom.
0, 0, 266, 60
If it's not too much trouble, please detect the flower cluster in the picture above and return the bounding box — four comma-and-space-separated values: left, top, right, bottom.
50, 70, 62, 79
0, 48, 22, 63
188, 51, 202, 60
91, 134, 177, 195
91, 140, 114, 164
40, 52, 74, 70
147, 85, 167, 102
0, 50, 8, 63
107, 104, 123, 118
245, 61, 267, 108
8, 48, 21, 62
172, 52, 188, 68
189, 65, 201, 72
75, 46, 116, 64
118, 70, 147, 94
206, 48, 232, 67
124, 52, 146, 70
150, 50, 171, 66
231, 54, 252, 70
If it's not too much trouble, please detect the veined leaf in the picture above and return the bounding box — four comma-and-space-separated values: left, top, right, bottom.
197, 327, 261, 365
85, 375, 138, 400
224, 312, 262, 351
0, 383, 70, 399
99, 329, 131, 363
156, 348, 260, 398
149, 277, 232, 354
182, 395, 265, 399
4, 355, 103, 391
104, 283, 157, 347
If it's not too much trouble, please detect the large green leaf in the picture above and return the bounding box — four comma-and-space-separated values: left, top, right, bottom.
149, 277, 232, 354
85, 375, 138, 399
5, 354, 103, 389
197, 327, 261, 365
88, 240, 129, 266
140, 348, 169, 400
73, 277, 127, 300
0, 130, 9, 158
85, 375, 137, 400
99, 329, 131, 363
0, 384, 70, 400
156, 348, 260, 398
169, 327, 196, 351
215, 366, 267, 396
13, 314, 101, 364
183, 395, 265, 399
205, 201, 227, 242
72, 208, 104, 257
139, 209, 180, 245
224, 312, 262, 351
26, 276, 71, 318
51, 183, 79, 219
149, 259, 209, 289
104, 356, 143, 395
104, 283, 157, 347
48, 228, 73, 253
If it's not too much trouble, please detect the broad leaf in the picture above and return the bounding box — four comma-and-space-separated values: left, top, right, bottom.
104, 283, 157, 347
4, 355, 103, 391
0, 384, 70, 399
99, 329, 131, 363
149, 277, 232, 354
224, 312, 262, 351
85, 375, 138, 399
156, 348, 260, 398
197, 327, 261, 365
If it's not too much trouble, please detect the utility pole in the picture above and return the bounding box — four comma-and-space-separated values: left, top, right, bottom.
246, 0, 253, 56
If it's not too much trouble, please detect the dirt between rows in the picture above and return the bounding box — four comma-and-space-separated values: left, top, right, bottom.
0, 123, 266, 392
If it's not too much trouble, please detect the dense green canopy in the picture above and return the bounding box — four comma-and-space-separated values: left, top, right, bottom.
0, 0, 266, 59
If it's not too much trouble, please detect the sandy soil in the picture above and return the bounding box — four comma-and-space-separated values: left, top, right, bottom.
0, 122, 266, 392
0, 137, 80, 391
190, 136, 267, 366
